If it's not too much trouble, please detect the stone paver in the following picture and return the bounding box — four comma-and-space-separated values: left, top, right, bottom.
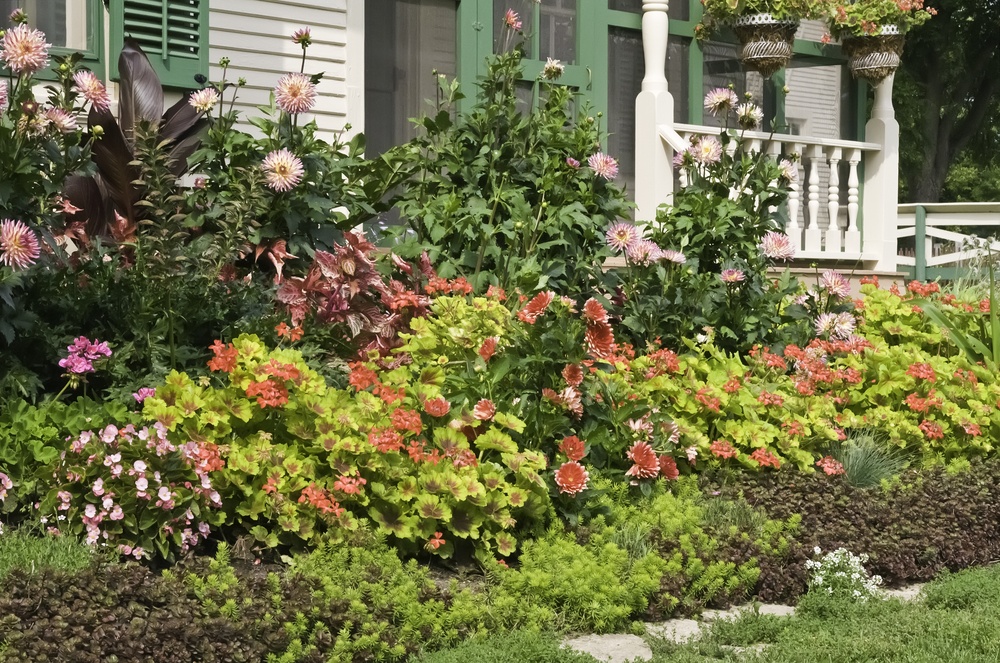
645, 618, 703, 644
562, 633, 652, 663
883, 583, 925, 601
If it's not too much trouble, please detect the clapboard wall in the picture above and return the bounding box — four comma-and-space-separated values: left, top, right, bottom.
208, 0, 364, 139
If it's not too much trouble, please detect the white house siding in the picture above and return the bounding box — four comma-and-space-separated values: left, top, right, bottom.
208, 0, 362, 140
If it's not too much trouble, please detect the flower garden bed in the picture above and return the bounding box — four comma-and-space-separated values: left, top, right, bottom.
0, 8, 997, 662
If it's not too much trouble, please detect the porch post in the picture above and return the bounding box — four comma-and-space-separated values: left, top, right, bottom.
635, 1, 675, 223
861, 74, 900, 272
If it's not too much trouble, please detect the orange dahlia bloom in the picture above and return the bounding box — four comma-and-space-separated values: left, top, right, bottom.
625, 441, 660, 479
554, 461, 589, 495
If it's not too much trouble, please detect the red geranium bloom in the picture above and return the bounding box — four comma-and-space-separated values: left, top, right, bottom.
625, 441, 660, 479
479, 336, 498, 362
919, 419, 944, 439
517, 291, 555, 324
906, 362, 936, 382
559, 435, 586, 461
963, 422, 982, 436
473, 398, 496, 420
423, 397, 450, 417
554, 461, 589, 495
658, 455, 680, 480
245, 379, 289, 408
207, 340, 238, 372
348, 362, 379, 391
486, 285, 507, 301
390, 408, 423, 435
562, 363, 584, 387
750, 448, 781, 469
710, 439, 737, 459
816, 456, 845, 476
425, 531, 445, 551
582, 298, 609, 324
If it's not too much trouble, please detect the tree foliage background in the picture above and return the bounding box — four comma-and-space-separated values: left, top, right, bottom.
896, 0, 1000, 203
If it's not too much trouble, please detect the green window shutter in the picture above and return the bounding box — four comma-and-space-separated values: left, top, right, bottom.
109, 0, 208, 88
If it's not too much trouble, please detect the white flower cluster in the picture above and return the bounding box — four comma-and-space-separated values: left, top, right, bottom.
805, 546, 883, 602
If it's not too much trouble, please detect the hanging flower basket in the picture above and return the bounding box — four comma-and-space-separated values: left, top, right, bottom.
732, 13, 800, 79
842, 25, 905, 84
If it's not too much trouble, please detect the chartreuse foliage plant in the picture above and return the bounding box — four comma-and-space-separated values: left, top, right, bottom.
141, 332, 549, 560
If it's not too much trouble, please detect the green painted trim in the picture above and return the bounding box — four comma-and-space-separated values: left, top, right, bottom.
915, 204, 927, 282
584, 2, 609, 139
772, 70, 786, 130
109, 0, 209, 89
687, 0, 705, 124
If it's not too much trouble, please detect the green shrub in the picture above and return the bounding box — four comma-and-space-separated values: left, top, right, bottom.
496, 528, 667, 632
385, 46, 630, 297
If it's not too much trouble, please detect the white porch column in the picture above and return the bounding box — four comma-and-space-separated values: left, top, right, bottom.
634, 1, 675, 223
861, 75, 900, 272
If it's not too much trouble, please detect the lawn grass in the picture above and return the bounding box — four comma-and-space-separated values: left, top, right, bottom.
0, 527, 93, 579
649, 564, 1000, 662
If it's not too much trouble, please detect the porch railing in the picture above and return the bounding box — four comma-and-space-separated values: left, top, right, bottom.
897, 203, 1000, 280
674, 124, 881, 262
636, 0, 900, 273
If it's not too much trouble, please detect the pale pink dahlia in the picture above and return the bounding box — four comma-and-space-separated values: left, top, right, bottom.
291, 27, 312, 46
778, 159, 798, 182
0, 219, 40, 270
605, 222, 640, 253
188, 87, 219, 113
274, 72, 317, 115
73, 70, 111, 111
262, 148, 305, 192
660, 249, 687, 265
820, 269, 851, 299
720, 268, 746, 284
704, 87, 739, 117
1, 23, 50, 75
45, 107, 77, 133
736, 103, 764, 130
542, 57, 564, 80
693, 136, 722, 166
759, 231, 796, 261
504, 8, 522, 30
815, 311, 856, 339
627, 239, 661, 265
588, 152, 619, 180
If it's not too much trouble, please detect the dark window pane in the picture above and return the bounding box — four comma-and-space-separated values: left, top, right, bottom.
608, 27, 689, 198
609, 0, 690, 23
365, 0, 457, 155
494, 0, 536, 57
539, 0, 577, 62
0, 0, 81, 49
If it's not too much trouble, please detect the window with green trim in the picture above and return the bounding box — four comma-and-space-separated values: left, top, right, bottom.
0, 0, 104, 74
109, 0, 208, 89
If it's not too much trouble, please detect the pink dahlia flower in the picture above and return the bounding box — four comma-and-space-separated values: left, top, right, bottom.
0, 219, 40, 270
262, 148, 305, 192
2, 24, 50, 75
73, 70, 111, 111
274, 72, 317, 115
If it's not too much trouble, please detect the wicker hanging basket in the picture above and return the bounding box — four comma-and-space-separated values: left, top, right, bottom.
732, 13, 800, 78
842, 25, 905, 84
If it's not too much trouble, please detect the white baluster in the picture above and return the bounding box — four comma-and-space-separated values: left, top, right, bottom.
766, 141, 781, 216
826, 147, 842, 254
786, 143, 802, 252
804, 145, 823, 253
845, 148, 862, 254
